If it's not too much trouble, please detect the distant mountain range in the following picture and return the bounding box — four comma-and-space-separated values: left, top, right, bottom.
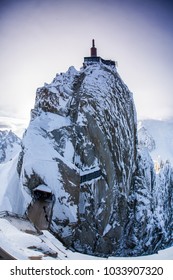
0, 130, 21, 163
138, 119, 173, 165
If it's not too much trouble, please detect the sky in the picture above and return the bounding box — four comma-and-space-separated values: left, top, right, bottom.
0, 0, 173, 133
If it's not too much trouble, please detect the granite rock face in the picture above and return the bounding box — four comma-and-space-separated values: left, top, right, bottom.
18, 63, 173, 256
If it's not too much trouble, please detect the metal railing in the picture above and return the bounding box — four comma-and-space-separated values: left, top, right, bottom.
0, 211, 27, 220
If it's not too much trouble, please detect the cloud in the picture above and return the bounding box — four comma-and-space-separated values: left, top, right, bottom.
0, 115, 28, 137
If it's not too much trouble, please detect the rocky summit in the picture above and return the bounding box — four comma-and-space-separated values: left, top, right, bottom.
17, 62, 173, 257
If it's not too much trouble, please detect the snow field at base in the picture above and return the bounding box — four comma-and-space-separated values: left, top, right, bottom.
0, 217, 173, 260
0, 218, 66, 260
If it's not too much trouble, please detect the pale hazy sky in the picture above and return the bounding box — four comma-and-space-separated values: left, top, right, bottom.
0, 0, 173, 129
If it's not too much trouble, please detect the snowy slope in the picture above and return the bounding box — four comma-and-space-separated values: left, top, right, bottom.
0, 217, 68, 260
0, 155, 29, 214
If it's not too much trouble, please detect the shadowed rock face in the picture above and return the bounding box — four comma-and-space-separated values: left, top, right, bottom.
18, 63, 173, 256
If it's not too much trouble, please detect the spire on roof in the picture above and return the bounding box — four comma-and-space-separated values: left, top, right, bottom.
91, 39, 97, 57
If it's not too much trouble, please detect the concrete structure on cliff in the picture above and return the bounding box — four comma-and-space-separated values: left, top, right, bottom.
84, 39, 116, 67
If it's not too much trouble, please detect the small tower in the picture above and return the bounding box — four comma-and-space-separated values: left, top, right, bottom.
84, 39, 116, 67
90, 39, 97, 57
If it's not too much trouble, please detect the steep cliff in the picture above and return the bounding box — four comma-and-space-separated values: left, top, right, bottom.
17, 62, 173, 256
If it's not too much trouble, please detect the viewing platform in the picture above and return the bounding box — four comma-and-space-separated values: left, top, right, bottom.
84, 39, 116, 67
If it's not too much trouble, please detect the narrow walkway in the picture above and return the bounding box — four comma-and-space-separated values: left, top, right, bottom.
80, 169, 102, 184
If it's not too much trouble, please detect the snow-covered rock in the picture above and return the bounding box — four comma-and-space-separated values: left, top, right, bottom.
18, 62, 138, 256
0, 130, 21, 163
1, 61, 173, 258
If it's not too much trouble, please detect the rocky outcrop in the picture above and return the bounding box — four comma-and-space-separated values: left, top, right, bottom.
18, 62, 173, 256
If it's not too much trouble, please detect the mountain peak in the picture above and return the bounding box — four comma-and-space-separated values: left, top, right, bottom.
1, 43, 173, 258
0, 130, 21, 163
19, 58, 138, 256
